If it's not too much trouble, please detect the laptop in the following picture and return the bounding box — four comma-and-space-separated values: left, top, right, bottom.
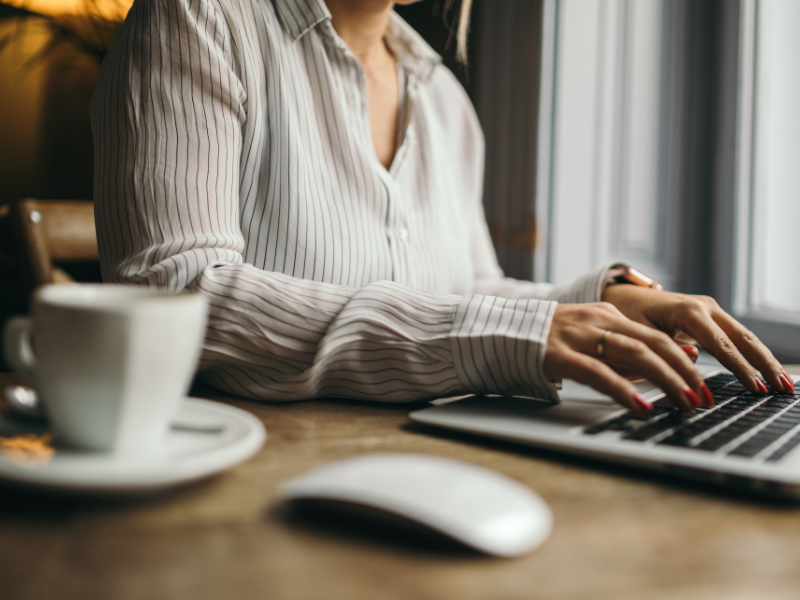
409, 365, 800, 497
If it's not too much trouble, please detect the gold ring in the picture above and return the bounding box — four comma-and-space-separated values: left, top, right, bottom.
597, 330, 613, 359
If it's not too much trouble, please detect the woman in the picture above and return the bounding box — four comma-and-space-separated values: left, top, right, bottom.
90, 0, 794, 411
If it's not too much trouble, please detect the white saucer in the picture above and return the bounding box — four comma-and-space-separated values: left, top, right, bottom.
0, 398, 266, 493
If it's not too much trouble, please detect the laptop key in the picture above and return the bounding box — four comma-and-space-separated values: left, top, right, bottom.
739, 392, 768, 403
729, 424, 794, 457
695, 430, 744, 451
659, 413, 744, 447
583, 418, 624, 435
584, 414, 641, 434
588, 374, 791, 446
584, 407, 672, 435
765, 400, 794, 409
767, 430, 800, 462
724, 383, 746, 393
705, 376, 735, 391
663, 398, 786, 450
640, 391, 763, 446
622, 414, 688, 442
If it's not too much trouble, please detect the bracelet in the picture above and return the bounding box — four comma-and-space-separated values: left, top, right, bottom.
606, 266, 663, 291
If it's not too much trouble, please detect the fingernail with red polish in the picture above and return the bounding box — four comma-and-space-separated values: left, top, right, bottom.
633, 393, 651, 412
779, 371, 795, 392
683, 385, 702, 408
755, 378, 769, 394
681, 347, 699, 363
701, 383, 715, 407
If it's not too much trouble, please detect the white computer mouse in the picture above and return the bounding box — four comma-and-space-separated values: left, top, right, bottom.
280, 453, 553, 557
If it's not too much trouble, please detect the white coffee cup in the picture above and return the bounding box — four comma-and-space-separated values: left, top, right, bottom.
3, 284, 209, 452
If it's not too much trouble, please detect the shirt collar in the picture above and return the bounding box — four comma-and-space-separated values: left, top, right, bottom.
273, 0, 441, 84
385, 12, 441, 84
273, 0, 330, 42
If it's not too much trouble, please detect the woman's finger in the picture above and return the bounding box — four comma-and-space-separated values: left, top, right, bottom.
673, 330, 699, 345
711, 308, 793, 392
549, 348, 651, 412
613, 321, 707, 404
574, 313, 708, 406
604, 333, 700, 410
680, 308, 766, 393
679, 345, 699, 364
565, 326, 697, 411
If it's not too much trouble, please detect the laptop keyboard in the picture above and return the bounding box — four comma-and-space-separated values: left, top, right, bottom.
583, 373, 800, 462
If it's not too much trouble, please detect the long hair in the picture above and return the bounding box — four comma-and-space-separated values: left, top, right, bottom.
456, 0, 472, 64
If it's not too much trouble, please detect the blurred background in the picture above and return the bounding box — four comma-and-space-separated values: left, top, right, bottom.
1, 0, 799, 370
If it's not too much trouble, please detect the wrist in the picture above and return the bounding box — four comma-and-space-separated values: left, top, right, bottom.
602, 265, 662, 302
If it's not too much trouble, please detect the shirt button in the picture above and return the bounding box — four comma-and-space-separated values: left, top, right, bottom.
395, 227, 409, 242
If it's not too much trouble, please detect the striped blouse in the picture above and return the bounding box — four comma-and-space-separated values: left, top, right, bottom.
90, 0, 611, 403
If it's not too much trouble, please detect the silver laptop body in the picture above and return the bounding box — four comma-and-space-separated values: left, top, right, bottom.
410, 366, 800, 498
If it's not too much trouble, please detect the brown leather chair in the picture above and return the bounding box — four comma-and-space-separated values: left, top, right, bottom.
0, 199, 98, 293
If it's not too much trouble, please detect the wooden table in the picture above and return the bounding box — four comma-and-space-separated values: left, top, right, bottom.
2, 370, 800, 600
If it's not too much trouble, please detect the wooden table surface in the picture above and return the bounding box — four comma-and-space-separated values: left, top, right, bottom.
2, 369, 800, 600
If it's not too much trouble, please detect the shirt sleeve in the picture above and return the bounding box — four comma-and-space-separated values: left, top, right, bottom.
90, 0, 561, 403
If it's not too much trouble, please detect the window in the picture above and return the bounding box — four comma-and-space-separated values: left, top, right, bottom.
532, 0, 672, 288
474, 0, 800, 360
730, 0, 800, 358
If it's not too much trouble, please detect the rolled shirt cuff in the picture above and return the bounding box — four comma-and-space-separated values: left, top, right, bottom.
448, 294, 561, 402
547, 262, 632, 304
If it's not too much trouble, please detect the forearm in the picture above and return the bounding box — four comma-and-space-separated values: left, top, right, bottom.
192, 264, 460, 401
192, 263, 560, 403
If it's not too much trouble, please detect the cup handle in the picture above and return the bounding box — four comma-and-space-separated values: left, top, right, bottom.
3, 316, 37, 381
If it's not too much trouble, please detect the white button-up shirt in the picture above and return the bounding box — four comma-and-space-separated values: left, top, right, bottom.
91, 0, 610, 402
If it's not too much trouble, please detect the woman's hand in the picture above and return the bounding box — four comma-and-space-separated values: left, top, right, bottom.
543, 302, 709, 412
602, 284, 794, 395
542, 287, 794, 413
